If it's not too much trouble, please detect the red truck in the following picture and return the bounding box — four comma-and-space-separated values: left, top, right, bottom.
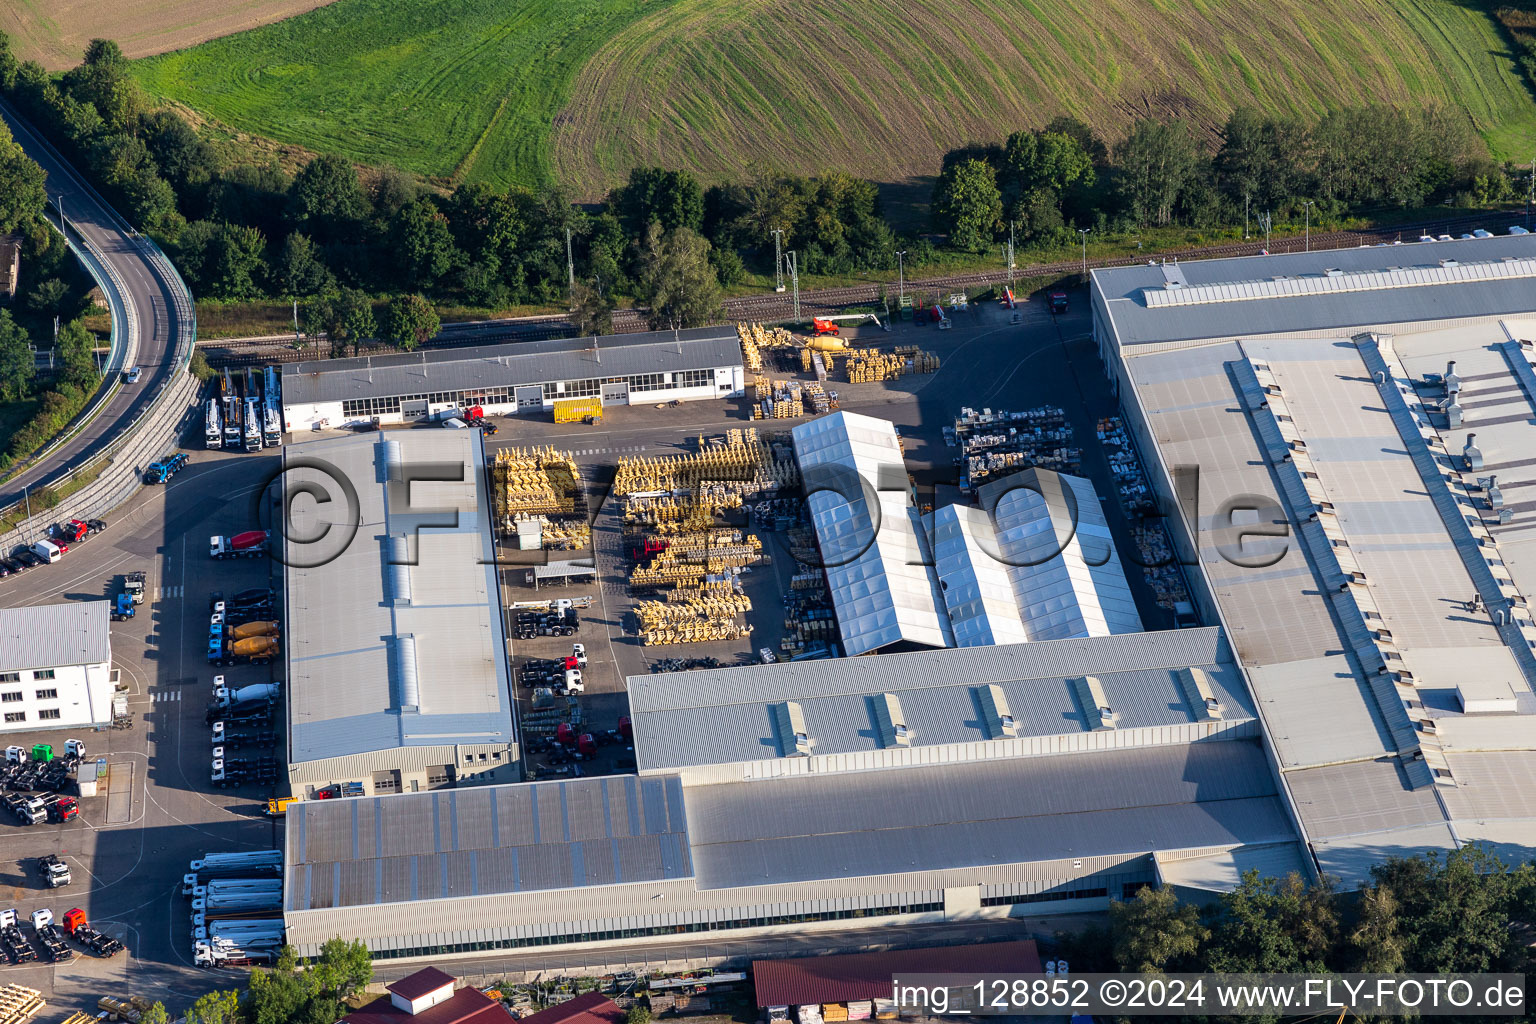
50, 519, 105, 545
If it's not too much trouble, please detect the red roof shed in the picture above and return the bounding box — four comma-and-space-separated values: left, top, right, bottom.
752, 940, 1041, 1007
516, 992, 625, 1024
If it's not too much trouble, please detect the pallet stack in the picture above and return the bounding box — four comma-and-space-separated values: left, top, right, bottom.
612, 429, 797, 498
0, 987, 43, 1024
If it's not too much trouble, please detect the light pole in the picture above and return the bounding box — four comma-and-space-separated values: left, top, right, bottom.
895, 250, 907, 307
21, 486, 31, 542
1078, 228, 1090, 279
772, 228, 785, 293
1303, 200, 1315, 252
1244, 193, 1250, 240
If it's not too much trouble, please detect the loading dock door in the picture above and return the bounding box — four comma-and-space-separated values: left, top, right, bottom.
515, 385, 544, 412
401, 399, 428, 421
602, 381, 630, 405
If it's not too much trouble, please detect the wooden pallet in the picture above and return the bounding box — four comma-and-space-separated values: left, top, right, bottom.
0, 985, 43, 1024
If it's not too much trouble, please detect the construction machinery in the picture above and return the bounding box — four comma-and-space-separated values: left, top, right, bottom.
210, 530, 269, 559
183, 849, 282, 894
204, 397, 222, 448
123, 571, 146, 604
508, 596, 593, 613
221, 369, 242, 449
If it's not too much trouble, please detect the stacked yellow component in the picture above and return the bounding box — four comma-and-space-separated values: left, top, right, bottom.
637, 593, 752, 625
753, 376, 775, 401
514, 514, 590, 550
640, 622, 754, 645
491, 447, 585, 542
737, 323, 763, 372
846, 349, 906, 383
893, 346, 941, 373
799, 347, 813, 372
612, 429, 796, 497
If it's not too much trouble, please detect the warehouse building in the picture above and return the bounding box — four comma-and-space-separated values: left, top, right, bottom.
1093, 235, 1536, 882
0, 602, 112, 731
282, 430, 519, 798
280, 329, 745, 431
284, 627, 1305, 960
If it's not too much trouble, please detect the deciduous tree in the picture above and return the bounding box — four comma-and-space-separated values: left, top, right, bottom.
383, 294, 439, 351
0, 310, 34, 402
637, 225, 723, 331
1108, 885, 1207, 973
932, 158, 1002, 252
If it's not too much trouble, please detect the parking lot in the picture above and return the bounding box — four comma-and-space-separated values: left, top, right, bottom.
0, 443, 283, 1005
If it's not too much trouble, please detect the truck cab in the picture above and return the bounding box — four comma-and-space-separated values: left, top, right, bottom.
112, 593, 135, 621
1048, 291, 1069, 314
38, 855, 70, 888
124, 572, 146, 604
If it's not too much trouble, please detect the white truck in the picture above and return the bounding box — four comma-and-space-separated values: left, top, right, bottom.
182, 849, 282, 895
211, 682, 279, 709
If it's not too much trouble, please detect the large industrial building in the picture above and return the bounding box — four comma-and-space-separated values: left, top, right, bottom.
280, 329, 746, 431
282, 430, 519, 798
1094, 234, 1536, 881
0, 602, 112, 731
283, 627, 1305, 959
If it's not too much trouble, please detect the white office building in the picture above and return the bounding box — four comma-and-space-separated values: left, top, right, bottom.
0, 602, 113, 731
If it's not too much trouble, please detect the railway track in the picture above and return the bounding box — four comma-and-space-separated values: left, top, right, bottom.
202, 210, 1524, 367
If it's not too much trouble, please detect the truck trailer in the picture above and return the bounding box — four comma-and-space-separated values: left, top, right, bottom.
204, 399, 222, 449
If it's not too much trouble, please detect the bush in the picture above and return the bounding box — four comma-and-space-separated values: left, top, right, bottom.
188, 348, 215, 382
3, 384, 89, 466
32, 485, 59, 509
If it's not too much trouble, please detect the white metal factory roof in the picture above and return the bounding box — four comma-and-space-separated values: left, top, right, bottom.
1115, 298, 1536, 881
0, 601, 110, 672
281, 327, 743, 406
283, 431, 514, 766
628, 627, 1254, 774
685, 739, 1296, 889
1093, 235, 1536, 348
793, 412, 954, 655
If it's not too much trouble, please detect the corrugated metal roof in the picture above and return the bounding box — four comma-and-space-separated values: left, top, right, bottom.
686, 740, 1294, 889
629, 628, 1252, 771
514, 994, 624, 1024
752, 940, 1042, 1007
1094, 235, 1536, 347
793, 412, 954, 654
281, 328, 743, 405
1154, 842, 1311, 891
284, 431, 513, 765
286, 774, 693, 910
1143, 256, 1536, 308
0, 601, 110, 671
932, 504, 1031, 647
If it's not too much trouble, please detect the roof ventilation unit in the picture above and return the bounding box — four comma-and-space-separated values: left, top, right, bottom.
395, 634, 421, 713
1444, 361, 1462, 395
1176, 667, 1223, 721
1446, 400, 1464, 428
381, 438, 405, 483
773, 701, 812, 757
1464, 434, 1484, 471
874, 692, 911, 747
1072, 675, 1117, 730
1325, 268, 1344, 278
387, 536, 412, 605
1487, 475, 1505, 509
978, 684, 1018, 739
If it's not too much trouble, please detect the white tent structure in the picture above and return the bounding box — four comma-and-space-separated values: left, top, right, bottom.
793, 412, 954, 655
935, 468, 1142, 645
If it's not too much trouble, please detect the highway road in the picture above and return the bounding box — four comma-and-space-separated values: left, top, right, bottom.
0, 99, 193, 512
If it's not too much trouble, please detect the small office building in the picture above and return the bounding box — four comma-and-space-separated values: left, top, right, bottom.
0, 602, 112, 731
280, 329, 746, 431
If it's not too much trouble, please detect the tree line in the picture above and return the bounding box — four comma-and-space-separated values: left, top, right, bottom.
1, 33, 1530, 352
1063, 847, 1536, 987
0, 100, 106, 468
930, 105, 1521, 254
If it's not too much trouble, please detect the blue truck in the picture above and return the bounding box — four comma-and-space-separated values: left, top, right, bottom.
143, 451, 189, 485
110, 593, 135, 621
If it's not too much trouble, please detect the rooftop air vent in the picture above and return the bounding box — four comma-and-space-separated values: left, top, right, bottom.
1176, 667, 1223, 721
977, 684, 1017, 739
395, 634, 420, 713
387, 536, 412, 605
1072, 675, 1117, 730
1325, 268, 1344, 278
1464, 434, 1484, 471
874, 692, 911, 747
773, 701, 812, 757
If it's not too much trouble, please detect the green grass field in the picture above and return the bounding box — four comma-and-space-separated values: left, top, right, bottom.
131, 0, 1536, 195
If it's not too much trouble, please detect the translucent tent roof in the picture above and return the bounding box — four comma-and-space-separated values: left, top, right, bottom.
932, 505, 1032, 647
793, 412, 954, 656
933, 469, 1142, 644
